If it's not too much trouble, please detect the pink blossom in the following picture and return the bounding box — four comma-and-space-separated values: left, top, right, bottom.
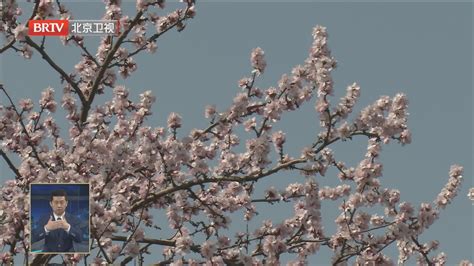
108, 244, 121, 260
366, 138, 382, 157
0, 252, 12, 264
167, 112, 182, 129
417, 203, 439, 230
262, 235, 287, 257
18, 99, 33, 111
284, 183, 304, 198
399, 202, 414, 216
21, 44, 33, 59
266, 86, 278, 100
432, 252, 447, 265
39, 87, 57, 112
238, 77, 251, 88
265, 186, 280, 200
306, 25, 336, 98
204, 104, 216, 118
337, 121, 352, 140
263, 100, 282, 121
245, 135, 271, 169
139, 90, 156, 111
190, 159, 209, 175
335, 83, 360, 119
170, 261, 183, 266
124, 240, 140, 257
391, 93, 409, 113
13, 24, 28, 41
136, 0, 149, 10
370, 214, 385, 226
468, 188, 474, 201
376, 95, 392, 110
64, 253, 83, 264
319, 185, 350, 200
250, 47, 266, 74
315, 98, 329, 113
119, 58, 137, 78
217, 236, 230, 248
175, 234, 193, 255
243, 117, 257, 132
104, 2, 122, 20
200, 241, 216, 258
250, 87, 264, 98
449, 164, 463, 177
229, 93, 249, 119
399, 129, 412, 145
114, 47, 129, 61
343, 193, 364, 210
435, 164, 464, 209
271, 130, 286, 150
133, 227, 145, 241
37, 0, 55, 17
145, 41, 157, 53
354, 249, 394, 265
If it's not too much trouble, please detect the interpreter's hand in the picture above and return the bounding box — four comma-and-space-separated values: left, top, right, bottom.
44, 216, 62, 231
57, 217, 70, 231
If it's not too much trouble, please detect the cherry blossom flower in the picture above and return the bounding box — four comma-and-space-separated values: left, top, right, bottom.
435, 165, 464, 209
335, 82, 360, 119
39, 87, 57, 112
204, 104, 216, 119
337, 121, 352, 140
12, 24, 27, 41
175, 234, 193, 255
21, 44, 33, 59
271, 130, 286, 150
468, 188, 474, 202
459, 260, 474, 266
136, 0, 149, 10
167, 112, 182, 129
18, 99, 33, 111
200, 241, 216, 258
37, 0, 55, 18
250, 47, 267, 74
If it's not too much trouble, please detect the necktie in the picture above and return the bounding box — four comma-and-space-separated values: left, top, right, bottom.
57, 217, 65, 251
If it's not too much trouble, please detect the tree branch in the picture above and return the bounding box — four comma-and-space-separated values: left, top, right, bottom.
0, 39, 15, 54
80, 10, 145, 124
0, 85, 50, 170
0, 149, 21, 178
23, 36, 87, 104
111, 235, 175, 247
0, 0, 39, 54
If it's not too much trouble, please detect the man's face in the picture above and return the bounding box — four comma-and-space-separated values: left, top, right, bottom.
50, 196, 68, 216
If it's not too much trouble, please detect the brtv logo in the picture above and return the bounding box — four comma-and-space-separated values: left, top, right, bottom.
28, 20, 69, 36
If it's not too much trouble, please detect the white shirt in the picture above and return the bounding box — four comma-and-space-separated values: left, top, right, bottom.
44, 213, 71, 233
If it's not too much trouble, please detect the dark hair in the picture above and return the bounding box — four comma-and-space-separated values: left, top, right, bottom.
50, 189, 68, 202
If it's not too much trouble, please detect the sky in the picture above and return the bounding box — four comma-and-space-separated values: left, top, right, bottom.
1, 1, 472, 265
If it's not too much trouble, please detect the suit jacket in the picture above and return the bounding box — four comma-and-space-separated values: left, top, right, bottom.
32, 213, 83, 252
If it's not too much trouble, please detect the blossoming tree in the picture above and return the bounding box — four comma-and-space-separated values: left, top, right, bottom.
1, 1, 473, 265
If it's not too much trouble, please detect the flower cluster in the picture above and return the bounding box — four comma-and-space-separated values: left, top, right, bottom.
250, 47, 267, 74
435, 165, 464, 209
334, 82, 361, 120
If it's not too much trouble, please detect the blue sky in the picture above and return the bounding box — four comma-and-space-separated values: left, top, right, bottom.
1, 1, 472, 265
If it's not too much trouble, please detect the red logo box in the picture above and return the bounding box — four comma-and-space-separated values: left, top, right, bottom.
28, 20, 69, 36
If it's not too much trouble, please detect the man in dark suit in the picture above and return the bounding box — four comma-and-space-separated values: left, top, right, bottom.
32, 190, 83, 252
